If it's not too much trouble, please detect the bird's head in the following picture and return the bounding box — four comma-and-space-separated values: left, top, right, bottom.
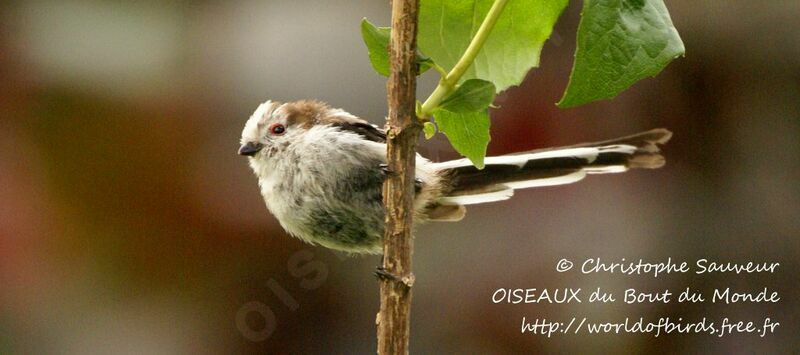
238, 100, 333, 159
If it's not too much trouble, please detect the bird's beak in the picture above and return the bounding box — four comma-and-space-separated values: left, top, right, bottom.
238, 142, 264, 156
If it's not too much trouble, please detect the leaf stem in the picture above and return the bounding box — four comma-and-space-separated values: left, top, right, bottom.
419, 0, 509, 117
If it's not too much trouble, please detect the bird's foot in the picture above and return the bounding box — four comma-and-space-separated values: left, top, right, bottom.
378, 163, 394, 176
380, 164, 423, 190
374, 266, 396, 281
414, 178, 423, 193
374, 266, 415, 288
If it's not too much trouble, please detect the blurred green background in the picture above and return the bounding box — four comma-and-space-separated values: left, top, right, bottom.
1, 1, 798, 353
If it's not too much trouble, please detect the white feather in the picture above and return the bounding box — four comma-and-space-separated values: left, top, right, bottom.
432, 147, 601, 170
503, 170, 587, 189
437, 188, 514, 205
585, 165, 629, 174
598, 144, 637, 154
241, 100, 279, 143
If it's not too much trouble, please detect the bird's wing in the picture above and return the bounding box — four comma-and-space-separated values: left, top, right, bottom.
329, 121, 387, 143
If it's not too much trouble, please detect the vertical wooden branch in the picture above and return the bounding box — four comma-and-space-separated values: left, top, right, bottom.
377, 0, 420, 354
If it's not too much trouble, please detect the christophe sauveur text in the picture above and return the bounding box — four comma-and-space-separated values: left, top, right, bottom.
577, 257, 780, 277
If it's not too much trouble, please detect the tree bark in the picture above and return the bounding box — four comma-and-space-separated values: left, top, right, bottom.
377, 0, 420, 354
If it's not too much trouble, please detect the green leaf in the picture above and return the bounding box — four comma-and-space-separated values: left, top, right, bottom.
558, 0, 685, 108
361, 18, 392, 76
433, 109, 491, 168
418, 0, 568, 92
418, 56, 434, 74
361, 18, 433, 77
423, 121, 436, 139
439, 79, 496, 113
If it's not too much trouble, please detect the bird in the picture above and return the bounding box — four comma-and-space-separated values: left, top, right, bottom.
239, 100, 671, 254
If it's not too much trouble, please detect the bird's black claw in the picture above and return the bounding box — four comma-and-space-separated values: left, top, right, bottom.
379, 163, 394, 176
374, 266, 398, 281
374, 266, 415, 287
379, 165, 423, 194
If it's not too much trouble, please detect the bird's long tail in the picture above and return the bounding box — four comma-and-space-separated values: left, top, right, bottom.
431, 128, 672, 207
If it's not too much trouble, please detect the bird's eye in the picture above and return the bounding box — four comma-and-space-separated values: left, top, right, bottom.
269, 123, 286, 135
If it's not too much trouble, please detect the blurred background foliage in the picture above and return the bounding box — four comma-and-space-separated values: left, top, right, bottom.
1, 0, 798, 353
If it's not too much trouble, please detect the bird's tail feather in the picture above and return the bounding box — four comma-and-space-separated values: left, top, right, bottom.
432, 129, 672, 206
